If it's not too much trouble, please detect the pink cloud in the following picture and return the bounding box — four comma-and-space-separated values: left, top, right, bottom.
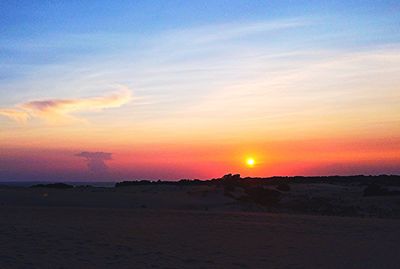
0, 86, 131, 123
0, 109, 31, 123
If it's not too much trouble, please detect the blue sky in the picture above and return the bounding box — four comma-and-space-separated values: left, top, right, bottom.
1, 1, 399, 100
1, 1, 399, 116
1, 1, 399, 49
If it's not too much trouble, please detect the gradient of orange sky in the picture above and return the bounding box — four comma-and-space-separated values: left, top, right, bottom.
1, 134, 399, 180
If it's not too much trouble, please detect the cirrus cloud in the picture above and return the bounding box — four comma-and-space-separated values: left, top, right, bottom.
0, 109, 31, 123
0, 86, 132, 123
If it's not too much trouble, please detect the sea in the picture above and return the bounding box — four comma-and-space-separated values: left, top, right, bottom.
0, 181, 117, 188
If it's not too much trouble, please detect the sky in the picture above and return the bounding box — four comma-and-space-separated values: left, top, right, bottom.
1, 0, 399, 181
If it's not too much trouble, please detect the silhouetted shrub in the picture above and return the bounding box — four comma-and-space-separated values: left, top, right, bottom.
115, 175, 400, 188
223, 185, 236, 198
222, 173, 241, 180
30, 183, 73, 189
363, 183, 389, 196
364, 183, 386, 196
363, 183, 400, 196
75, 185, 93, 188
115, 179, 208, 187
241, 187, 281, 206
219, 174, 244, 190
224, 185, 236, 192
276, 183, 291, 192
115, 180, 152, 187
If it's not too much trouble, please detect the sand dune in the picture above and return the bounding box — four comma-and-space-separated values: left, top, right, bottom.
0, 184, 399, 268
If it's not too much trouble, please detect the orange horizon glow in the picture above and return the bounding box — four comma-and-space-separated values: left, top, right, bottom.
1, 134, 399, 181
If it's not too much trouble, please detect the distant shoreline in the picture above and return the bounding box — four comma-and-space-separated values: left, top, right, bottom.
0, 181, 117, 188
1, 174, 400, 188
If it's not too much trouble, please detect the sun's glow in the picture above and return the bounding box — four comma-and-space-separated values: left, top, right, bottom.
246, 158, 255, 167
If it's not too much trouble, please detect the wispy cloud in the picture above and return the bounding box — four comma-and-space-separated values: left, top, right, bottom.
0, 86, 131, 123
0, 19, 312, 124
0, 109, 31, 123
1, 19, 399, 139
158, 18, 310, 45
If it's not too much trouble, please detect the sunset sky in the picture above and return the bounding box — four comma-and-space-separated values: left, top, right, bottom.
1, 1, 399, 181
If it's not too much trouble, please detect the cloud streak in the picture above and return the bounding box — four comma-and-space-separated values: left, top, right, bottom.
0, 86, 131, 123
0, 109, 31, 123
158, 18, 310, 45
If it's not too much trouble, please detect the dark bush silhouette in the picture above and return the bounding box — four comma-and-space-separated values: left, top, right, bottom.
224, 184, 236, 191
116, 180, 152, 187
30, 183, 74, 189
363, 183, 400, 196
114, 175, 400, 188
75, 185, 93, 188
276, 183, 291, 192
223, 185, 236, 198
115, 179, 207, 187
221, 173, 241, 180
240, 187, 281, 206
219, 174, 244, 189
363, 183, 386, 196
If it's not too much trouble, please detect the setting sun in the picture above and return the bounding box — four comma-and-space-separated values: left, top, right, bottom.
246, 158, 255, 167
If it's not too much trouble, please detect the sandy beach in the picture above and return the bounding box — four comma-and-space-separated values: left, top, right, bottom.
0, 184, 399, 269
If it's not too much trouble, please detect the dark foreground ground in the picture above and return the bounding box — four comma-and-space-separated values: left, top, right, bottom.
0, 205, 399, 269
0, 182, 399, 268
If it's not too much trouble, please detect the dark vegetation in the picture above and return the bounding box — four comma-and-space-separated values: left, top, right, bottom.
238, 187, 282, 205
276, 183, 291, 192
27, 174, 400, 197
115, 179, 206, 187
12, 174, 400, 218
363, 183, 400, 197
115, 174, 400, 208
115, 174, 400, 188
30, 183, 74, 189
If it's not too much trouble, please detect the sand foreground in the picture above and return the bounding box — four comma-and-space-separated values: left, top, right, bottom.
0, 205, 399, 269
0, 185, 399, 268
